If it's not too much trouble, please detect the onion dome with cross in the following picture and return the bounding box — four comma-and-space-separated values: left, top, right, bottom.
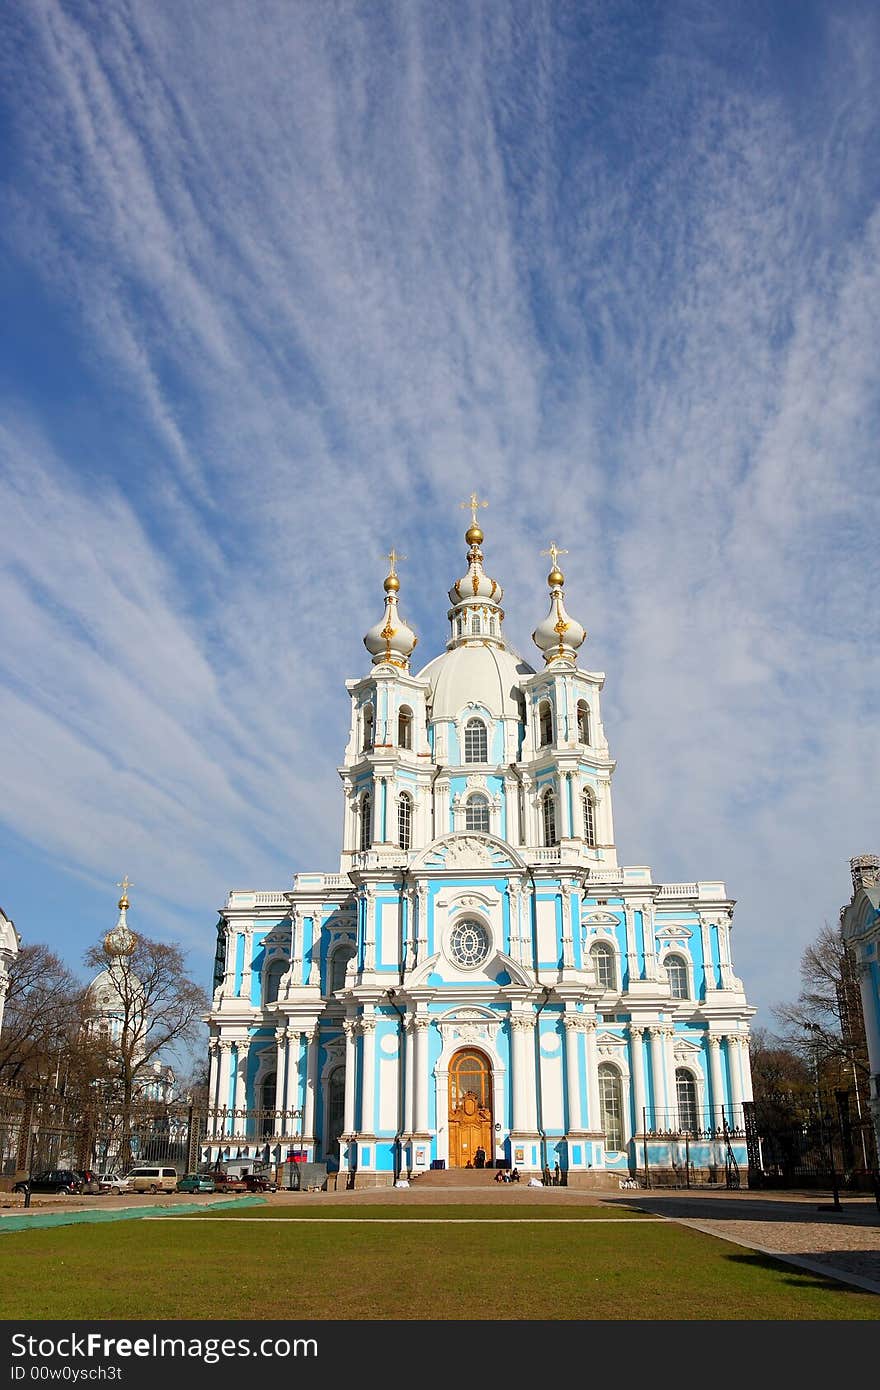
531, 543, 586, 664
446, 492, 506, 646
363, 549, 419, 670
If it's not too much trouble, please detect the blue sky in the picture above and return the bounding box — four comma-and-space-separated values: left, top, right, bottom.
1, 0, 878, 1043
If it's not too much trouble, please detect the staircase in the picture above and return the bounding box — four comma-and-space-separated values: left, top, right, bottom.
411, 1167, 502, 1188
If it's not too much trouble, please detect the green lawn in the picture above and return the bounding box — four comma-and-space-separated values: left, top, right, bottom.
1, 1205, 877, 1320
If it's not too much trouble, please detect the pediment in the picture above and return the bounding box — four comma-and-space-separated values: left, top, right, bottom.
413, 832, 525, 873
583, 912, 620, 927
656, 924, 693, 940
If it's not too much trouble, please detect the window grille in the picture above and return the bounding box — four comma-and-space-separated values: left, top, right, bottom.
398, 793, 412, 851
464, 718, 487, 763
598, 1065, 623, 1151
465, 794, 490, 832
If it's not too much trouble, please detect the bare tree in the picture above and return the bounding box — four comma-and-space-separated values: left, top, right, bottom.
773, 920, 870, 1120
0, 944, 88, 1086
83, 933, 209, 1158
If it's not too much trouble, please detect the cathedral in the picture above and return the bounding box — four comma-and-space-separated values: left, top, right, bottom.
205, 504, 755, 1186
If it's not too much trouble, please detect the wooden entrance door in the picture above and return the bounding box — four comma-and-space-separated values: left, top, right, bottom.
448, 1049, 493, 1167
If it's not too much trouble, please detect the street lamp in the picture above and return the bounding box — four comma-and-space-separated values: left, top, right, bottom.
802, 1022, 841, 1212
286, 1109, 304, 1190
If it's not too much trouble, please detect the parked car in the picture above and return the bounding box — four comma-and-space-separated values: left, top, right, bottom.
211, 1170, 248, 1193
242, 1173, 277, 1192
13, 1169, 83, 1194
77, 1169, 101, 1194
97, 1172, 132, 1194
124, 1166, 179, 1193
177, 1173, 215, 1193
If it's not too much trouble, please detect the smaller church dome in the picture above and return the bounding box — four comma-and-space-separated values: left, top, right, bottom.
531, 545, 586, 664
363, 551, 418, 670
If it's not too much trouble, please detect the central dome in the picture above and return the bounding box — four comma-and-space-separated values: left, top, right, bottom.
417, 642, 534, 721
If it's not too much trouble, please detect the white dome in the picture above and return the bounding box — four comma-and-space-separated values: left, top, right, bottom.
418, 642, 534, 721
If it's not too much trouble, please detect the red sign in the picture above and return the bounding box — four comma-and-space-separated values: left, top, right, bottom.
287, 1151, 306, 1162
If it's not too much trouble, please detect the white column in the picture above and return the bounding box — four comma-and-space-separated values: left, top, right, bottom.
404, 1016, 416, 1135
217, 1041, 234, 1127
304, 1026, 319, 1143
511, 1016, 529, 1132
239, 927, 253, 1000
506, 885, 521, 965
699, 914, 716, 992
629, 1026, 647, 1134
520, 1017, 538, 1132
717, 916, 736, 989
503, 775, 518, 844
624, 906, 640, 986
413, 1015, 430, 1134
233, 1040, 249, 1116
291, 910, 303, 986
663, 1027, 678, 1130
648, 1026, 666, 1128
222, 929, 236, 996
708, 1035, 725, 1127
274, 1027, 288, 1129
360, 1015, 377, 1134
364, 890, 376, 971
641, 904, 659, 981
342, 1018, 358, 1137
563, 1015, 583, 1131
740, 1034, 754, 1104
560, 886, 575, 968
287, 1028, 305, 1123
584, 1021, 600, 1133
207, 1040, 220, 1134
416, 884, 429, 966
727, 1035, 744, 1125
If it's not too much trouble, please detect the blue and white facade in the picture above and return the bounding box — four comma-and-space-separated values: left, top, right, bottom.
206, 518, 755, 1186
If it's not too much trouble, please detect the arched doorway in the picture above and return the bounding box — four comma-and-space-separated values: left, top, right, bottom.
448, 1049, 493, 1168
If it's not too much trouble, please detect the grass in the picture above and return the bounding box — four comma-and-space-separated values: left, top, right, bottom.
0, 1204, 878, 1321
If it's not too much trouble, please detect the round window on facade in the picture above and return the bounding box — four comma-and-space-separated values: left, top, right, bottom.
449, 917, 492, 969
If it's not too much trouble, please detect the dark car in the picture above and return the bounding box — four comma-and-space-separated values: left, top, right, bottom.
242, 1173, 277, 1192
76, 1170, 101, 1194
13, 1169, 84, 1194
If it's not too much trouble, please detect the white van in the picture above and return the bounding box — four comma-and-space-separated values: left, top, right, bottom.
125, 1166, 179, 1193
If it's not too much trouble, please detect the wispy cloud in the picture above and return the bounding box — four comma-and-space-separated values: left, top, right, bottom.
0, 0, 877, 1016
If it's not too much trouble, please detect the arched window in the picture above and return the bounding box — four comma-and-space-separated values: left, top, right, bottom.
359, 793, 372, 852
598, 1064, 624, 1151
676, 1069, 699, 1133
470, 611, 482, 635
592, 942, 616, 991
264, 958, 287, 1005
464, 718, 487, 763
538, 700, 553, 747
362, 705, 374, 751
577, 700, 591, 745
260, 1072, 277, 1134
582, 792, 596, 847
398, 792, 412, 851
398, 706, 413, 749
326, 1066, 346, 1160
542, 789, 558, 847
465, 794, 490, 833
329, 942, 356, 993
666, 955, 689, 1000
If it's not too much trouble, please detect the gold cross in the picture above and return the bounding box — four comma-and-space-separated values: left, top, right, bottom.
382, 548, 407, 577
460, 492, 488, 526
116, 875, 134, 896
541, 542, 568, 569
